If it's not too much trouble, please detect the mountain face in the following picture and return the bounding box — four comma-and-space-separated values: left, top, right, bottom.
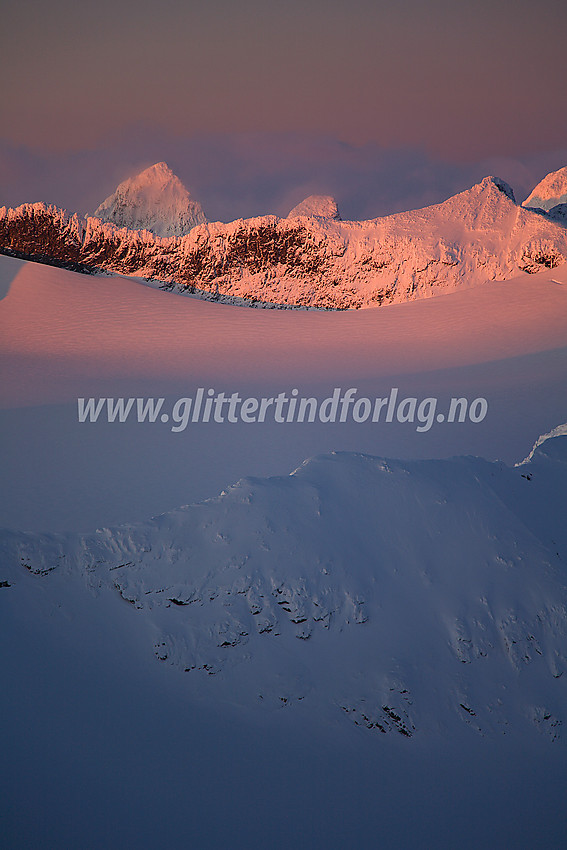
1, 173, 566, 309
287, 194, 341, 220
524, 166, 567, 213
93, 162, 206, 238
2, 435, 567, 740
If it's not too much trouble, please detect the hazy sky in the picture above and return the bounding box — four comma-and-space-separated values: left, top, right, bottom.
1, 0, 566, 218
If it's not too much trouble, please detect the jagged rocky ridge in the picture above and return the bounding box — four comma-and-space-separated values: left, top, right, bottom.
2, 436, 567, 739
1, 175, 566, 308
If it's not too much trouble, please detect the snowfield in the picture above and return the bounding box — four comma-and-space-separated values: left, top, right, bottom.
1, 252, 567, 534
3, 431, 567, 848
1, 254, 567, 408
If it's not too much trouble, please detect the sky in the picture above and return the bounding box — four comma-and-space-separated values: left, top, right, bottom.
1, 0, 566, 220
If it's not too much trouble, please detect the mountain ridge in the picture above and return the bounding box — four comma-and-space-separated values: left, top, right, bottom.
1, 172, 566, 309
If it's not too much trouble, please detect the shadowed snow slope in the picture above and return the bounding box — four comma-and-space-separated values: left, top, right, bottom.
3, 437, 567, 742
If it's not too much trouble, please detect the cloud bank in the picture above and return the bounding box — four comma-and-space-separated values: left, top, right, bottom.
2, 129, 566, 224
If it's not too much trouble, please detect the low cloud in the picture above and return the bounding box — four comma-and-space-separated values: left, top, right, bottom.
1, 128, 566, 224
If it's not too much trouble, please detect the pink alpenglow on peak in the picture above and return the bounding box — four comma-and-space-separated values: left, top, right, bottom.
93, 162, 206, 238
523, 166, 567, 213
287, 195, 342, 220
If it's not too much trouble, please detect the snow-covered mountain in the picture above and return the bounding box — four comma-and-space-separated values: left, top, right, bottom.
524, 165, 567, 213
93, 162, 206, 238
2, 434, 567, 741
287, 194, 341, 220
1, 171, 566, 308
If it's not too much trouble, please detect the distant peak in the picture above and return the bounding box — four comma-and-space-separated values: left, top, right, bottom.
524, 165, 567, 212
287, 194, 341, 220
143, 161, 173, 176
127, 162, 178, 186
93, 162, 206, 238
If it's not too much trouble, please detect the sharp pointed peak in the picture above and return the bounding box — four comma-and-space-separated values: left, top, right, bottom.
93, 161, 206, 237
126, 161, 180, 186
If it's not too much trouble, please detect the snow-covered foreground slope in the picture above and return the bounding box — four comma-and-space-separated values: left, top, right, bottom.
1, 254, 567, 407
2, 173, 567, 307
3, 437, 567, 743
4, 452, 567, 850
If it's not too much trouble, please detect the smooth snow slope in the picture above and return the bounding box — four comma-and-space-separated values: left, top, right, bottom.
1, 255, 567, 407
1, 254, 567, 532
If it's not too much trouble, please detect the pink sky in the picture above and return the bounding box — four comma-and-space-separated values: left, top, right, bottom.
2, 0, 566, 160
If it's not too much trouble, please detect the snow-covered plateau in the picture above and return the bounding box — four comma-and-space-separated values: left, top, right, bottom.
2, 166, 567, 308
